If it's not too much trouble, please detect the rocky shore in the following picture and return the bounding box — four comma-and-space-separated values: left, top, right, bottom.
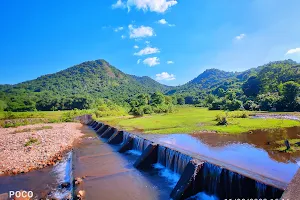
0, 123, 83, 175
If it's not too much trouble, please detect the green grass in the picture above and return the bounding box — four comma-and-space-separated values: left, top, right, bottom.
10, 126, 53, 134
1, 107, 300, 134
0, 111, 69, 120
24, 138, 39, 147
99, 106, 300, 134
0, 110, 84, 127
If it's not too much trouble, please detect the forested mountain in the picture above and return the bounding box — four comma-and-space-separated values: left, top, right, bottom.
0, 59, 170, 111
0, 59, 299, 112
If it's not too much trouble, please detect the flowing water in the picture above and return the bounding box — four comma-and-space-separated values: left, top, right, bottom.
123, 131, 153, 156
0, 151, 73, 199
72, 126, 171, 200
0, 126, 171, 200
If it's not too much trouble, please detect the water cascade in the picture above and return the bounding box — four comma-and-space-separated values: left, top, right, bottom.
187, 162, 283, 199
132, 136, 152, 152
157, 146, 192, 175
51, 151, 73, 199
122, 132, 152, 155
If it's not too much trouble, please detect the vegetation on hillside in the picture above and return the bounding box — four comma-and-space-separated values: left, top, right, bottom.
170, 59, 300, 112
129, 92, 175, 116
0, 59, 299, 113
0, 59, 170, 112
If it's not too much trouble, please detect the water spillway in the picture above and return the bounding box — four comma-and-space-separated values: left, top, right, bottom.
157, 145, 192, 175
174, 162, 283, 200
78, 115, 287, 200
120, 131, 153, 155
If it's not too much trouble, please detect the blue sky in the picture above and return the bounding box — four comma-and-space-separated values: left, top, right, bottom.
0, 0, 300, 86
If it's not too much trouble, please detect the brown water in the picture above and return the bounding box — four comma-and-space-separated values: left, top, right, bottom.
0, 125, 172, 200
142, 126, 300, 185
0, 166, 56, 198
0, 152, 73, 199
72, 126, 172, 200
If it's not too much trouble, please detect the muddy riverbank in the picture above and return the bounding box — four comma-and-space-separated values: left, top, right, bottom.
0, 123, 83, 175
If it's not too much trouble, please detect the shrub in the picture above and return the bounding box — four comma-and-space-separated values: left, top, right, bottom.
131, 106, 144, 116
229, 111, 249, 118
225, 99, 243, 111
209, 99, 225, 110
243, 100, 259, 111
216, 114, 228, 125
143, 105, 153, 114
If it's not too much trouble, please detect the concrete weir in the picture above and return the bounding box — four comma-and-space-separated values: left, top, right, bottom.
78, 115, 286, 200
94, 122, 103, 131
107, 131, 124, 144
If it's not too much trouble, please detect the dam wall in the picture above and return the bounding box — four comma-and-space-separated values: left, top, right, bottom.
78, 115, 286, 200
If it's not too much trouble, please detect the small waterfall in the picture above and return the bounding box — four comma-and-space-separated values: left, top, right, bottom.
122, 131, 132, 144
157, 146, 192, 175
202, 163, 223, 195
153, 146, 192, 187
51, 151, 73, 199
189, 162, 283, 199
121, 132, 152, 156
256, 181, 267, 198
132, 137, 152, 152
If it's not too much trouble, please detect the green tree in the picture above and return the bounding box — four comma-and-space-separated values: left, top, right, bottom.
0, 100, 7, 111
151, 92, 165, 105
177, 97, 185, 105
282, 81, 300, 110
242, 76, 261, 97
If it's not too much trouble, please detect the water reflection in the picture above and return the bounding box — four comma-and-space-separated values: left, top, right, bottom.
145, 127, 300, 184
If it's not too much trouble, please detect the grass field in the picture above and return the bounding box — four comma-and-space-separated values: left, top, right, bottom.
0, 110, 70, 127
1, 107, 300, 134
0, 111, 68, 120
98, 106, 300, 134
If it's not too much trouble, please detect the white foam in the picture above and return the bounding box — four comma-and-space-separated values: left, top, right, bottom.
51, 152, 73, 199
127, 149, 142, 156
153, 163, 180, 187
186, 192, 219, 200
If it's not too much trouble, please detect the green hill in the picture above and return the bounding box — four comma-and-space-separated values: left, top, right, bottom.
0, 59, 170, 111
0, 59, 299, 112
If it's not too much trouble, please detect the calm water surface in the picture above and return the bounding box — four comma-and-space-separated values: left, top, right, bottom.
143, 127, 300, 184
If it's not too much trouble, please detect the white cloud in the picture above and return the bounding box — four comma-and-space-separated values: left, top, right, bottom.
134, 45, 139, 49
143, 57, 160, 66
235, 33, 246, 40
126, 0, 177, 13
137, 59, 141, 64
121, 35, 126, 39
167, 60, 174, 64
158, 19, 167, 24
112, 0, 126, 9
128, 24, 155, 39
145, 41, 150, 44
156, 72, 175, 81
134, 47, 160, 56
157, 18, 175, 26
114, 26, 124, 32
286, 48, 300, 55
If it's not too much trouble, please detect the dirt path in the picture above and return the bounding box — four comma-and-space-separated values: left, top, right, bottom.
0, 123, 83, 175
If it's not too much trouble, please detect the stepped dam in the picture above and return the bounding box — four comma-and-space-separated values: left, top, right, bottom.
77, 115, 293, 200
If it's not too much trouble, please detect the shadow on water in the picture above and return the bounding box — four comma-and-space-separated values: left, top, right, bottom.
143, 126, 300, 184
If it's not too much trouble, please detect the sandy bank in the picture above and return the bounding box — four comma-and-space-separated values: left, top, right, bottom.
0, 123, 83, 175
